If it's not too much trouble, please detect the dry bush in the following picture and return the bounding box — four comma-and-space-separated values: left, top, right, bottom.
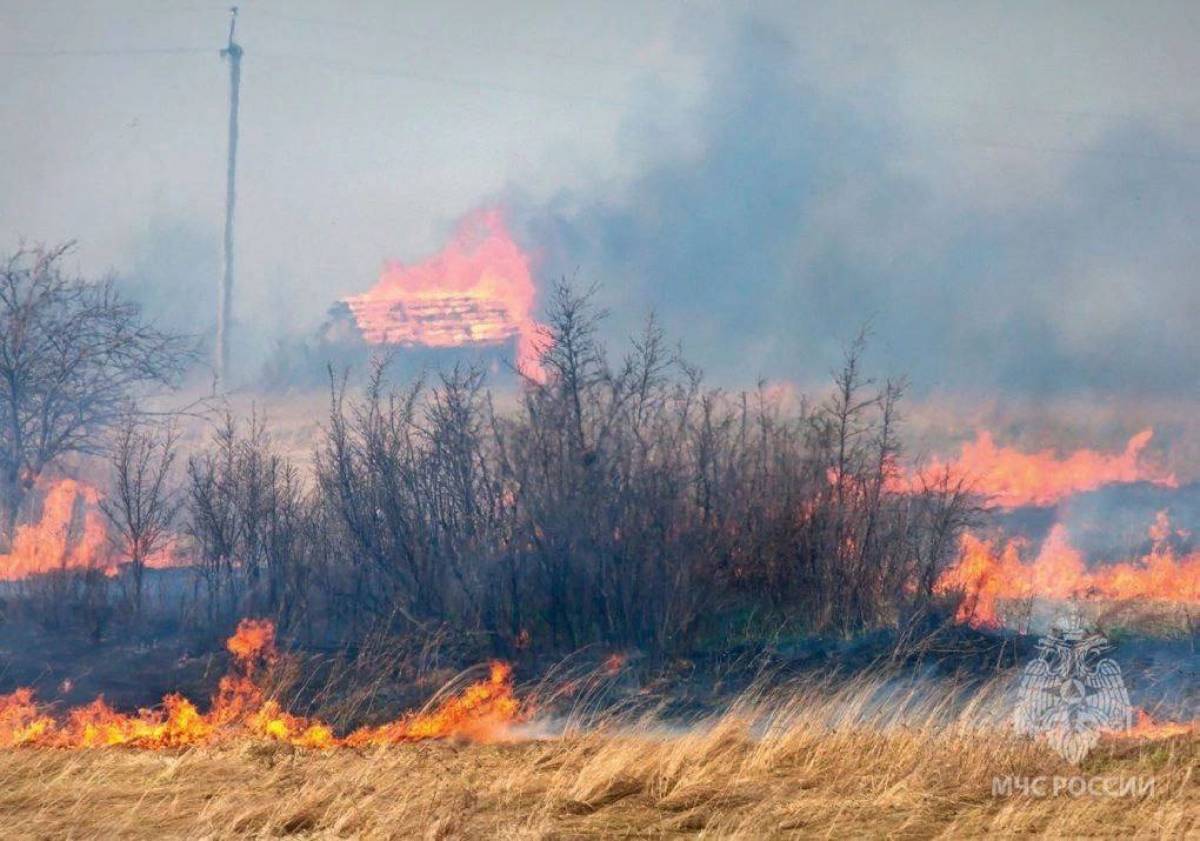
178, 284, 980, 660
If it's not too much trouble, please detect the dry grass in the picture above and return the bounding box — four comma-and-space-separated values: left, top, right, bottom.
0, 681, 1194, 840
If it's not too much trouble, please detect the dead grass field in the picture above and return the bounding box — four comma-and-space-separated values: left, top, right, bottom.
0, 689, 1194, 840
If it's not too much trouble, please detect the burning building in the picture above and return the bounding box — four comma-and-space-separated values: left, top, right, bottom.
321, 209, 541, 377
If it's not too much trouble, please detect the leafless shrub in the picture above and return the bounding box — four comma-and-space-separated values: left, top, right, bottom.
0, 244, 193, 544
100, 419, 180, 619
185, 412, 312, 631
228, 281, 978, 656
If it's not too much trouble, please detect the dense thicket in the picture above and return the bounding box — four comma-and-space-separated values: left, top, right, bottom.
181, 284, 976, 656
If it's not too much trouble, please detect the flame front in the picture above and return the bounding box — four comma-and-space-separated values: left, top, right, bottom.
343, 662, 519, 746
1122, 708, 1197, 740
901, 428, 1176, 509
936, 513, 1200, 628
0, 619, 521, 750
342, 208, 542, 374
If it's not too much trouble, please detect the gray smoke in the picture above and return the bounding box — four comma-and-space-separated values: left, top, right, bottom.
119, 215, 219, 340
513, 17, 1200, 397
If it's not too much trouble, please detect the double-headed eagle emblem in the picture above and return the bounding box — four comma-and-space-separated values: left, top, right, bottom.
1014, 610, 1132, 763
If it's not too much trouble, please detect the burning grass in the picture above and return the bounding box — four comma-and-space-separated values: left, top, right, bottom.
0, 620, 521, 750
936, 511, 1200, 630
0, 680, 1194, 839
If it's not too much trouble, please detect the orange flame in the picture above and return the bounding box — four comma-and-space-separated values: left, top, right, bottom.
343, 208, 542, 374
936, 513, 1200, 628
0, 478, 184, 581
901, 428, 1176, 509
343, 662, 519, 746
225, 617, 277, 665
602, 653, 627, 676
1121, 708, 1197, 740
0, 619, 521, 750
0, 479, 110, 580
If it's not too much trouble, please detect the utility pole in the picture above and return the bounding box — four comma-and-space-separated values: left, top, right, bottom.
216, 6, 242, 390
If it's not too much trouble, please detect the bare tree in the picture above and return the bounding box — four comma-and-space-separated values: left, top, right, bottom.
100, 419, 180, 618
0, 244, 192, 543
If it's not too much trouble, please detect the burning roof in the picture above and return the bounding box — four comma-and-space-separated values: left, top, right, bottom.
330, 208, 541, 372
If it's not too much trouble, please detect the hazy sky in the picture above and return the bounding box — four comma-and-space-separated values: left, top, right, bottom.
4, 1, 1200, 402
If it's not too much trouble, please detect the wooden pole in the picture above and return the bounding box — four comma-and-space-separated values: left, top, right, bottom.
217, 7, 242, 389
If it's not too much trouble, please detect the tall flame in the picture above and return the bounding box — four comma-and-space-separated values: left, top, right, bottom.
0, 478, 181, 582
936, 512, 1200, 628
0, 619, 521, 749
0, 479, 111, 580
343, 208, 542, 374
902, 428, 1176, 509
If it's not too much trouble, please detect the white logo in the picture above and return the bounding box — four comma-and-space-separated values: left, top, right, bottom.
1013, 610, 1132, 763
